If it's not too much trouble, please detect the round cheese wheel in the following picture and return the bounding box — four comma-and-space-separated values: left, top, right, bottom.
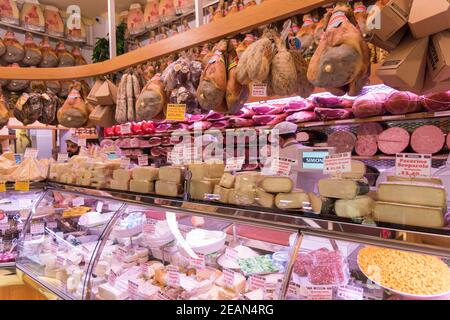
411, 125, 445, 154
378, 127, 410, 155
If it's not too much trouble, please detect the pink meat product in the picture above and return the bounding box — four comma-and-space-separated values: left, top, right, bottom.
377, 127, 410, 155
233, 107, 255, 118
313, 96, 354, 109
355, 136, 378, 156
114, 140, 123, 148
121, 138, 132, 148
284, 99, 315, 113
189, 121, 212, 131
327, 131, 356, 153
252, 104, 275, 115
123, 149, 131, 156
421, 91, 450, 112
242, 163, 259, 171
132, 149, 143, 156
356, 123, 384, 137
293, 253, 313, 276
286, 111, 318, 123
210, 120, 230, 129
161, 136, 172, 146
352, 92, 387, 118
139, 140, 151, 148
385, 91, 422, 115
204, 111, 227, 121
305, 248, 346, 286
130, 138, 141, 148
100, 139, 114, 148
410, 125, 445, 154
252, 114, 287, 126
187, 114, 205, 123
150, 147, 161, 157
266, 105, 285, 115
148, 137, 162, 147
315, 108, 354, 121
155, 123, 172, 133
229, 117, 254, 128
170, 123, 189, 131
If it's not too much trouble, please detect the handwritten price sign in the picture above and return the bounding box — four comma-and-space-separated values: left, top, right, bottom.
323, 152, 351, 175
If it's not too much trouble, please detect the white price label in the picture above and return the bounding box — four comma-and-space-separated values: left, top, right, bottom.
223, 268, 235, 288
46, 221, 58, 229
108, 270, 117, 286
323, 152, 352, 175
78, 138, 87, 147
56, 256, 65, 268
24, 148, 39, 160
225, 157, 245, 172
263, 281, 278, 300
189, 253, 205, 269
120, 157, 131, 169
140, 263, 149, 275
72, 197, 85, 207
96, 202, 104, 213
116, 247, 127, 261
50, 241, 58, 253
157, 291, 172, 300
252, 83, 267, 97
225, 247, 238, 260
287, 282, 302, 298
128, 280, 139, 300
248, 275, 266, 291
137, 155, 148, 167
306, 286, 333, 300
57, 153, 69, 163
0, 223, 9, 231
395, 153, 431, 178
434, 110, 450, 117
143, 219, 156, 233
121, 124, 132, 135
337, 285, 364, 300
167, 265, 180, 287
269, 159, 292, 176
30, 223, 45, 235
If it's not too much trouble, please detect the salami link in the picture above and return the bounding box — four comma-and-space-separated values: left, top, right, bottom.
356, 122, 384, 137
327, 131, 356, 153
385, 91, 422, 115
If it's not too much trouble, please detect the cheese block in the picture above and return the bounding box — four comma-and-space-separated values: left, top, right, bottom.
308, 193, 335, 215
335, 196, 374, 218
318, 179, 370, 200
386, 175, 443, 185
219, 173, 235, 188
235, 172, 261, 192
98, 283, 128, 300
110, 179, 129, 191
216, 272, 246, 293
113, 169, 132, 181
158, 166, 184, 183
155, 180, 182, 197
131, 167, 159, 181
203, 178, 221, 188
130, 180, 155, 193
260, 176, 294, 193
332, 160, 366, 179
189, 163, 225, 181
213, 185, 231, 204
378, 182, 447, 209
230, 189, 256, 206
256, 188, 274, 208
374, 202, 445, 228
275, 192, 310, 209
190, 180, 213, 200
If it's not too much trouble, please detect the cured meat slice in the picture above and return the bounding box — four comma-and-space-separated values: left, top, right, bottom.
378, 127, 410, 155
315, 108, 353, 121
352, 92, 387, 118
384, 91, 422, 115
233, 107, 255, 118
313, 96, 353, 108
284, 99, 314, 113
148, 137, 162, 147
327, 131, 356, 153
355, 135, 378, 156
252, 114, 287, 126
229, 117, 253, 128
286, 111, 317, 123
421, 91, 450, 112
410, 125, 445, 154
356, 123, 384, 137
188, 121, 212, 130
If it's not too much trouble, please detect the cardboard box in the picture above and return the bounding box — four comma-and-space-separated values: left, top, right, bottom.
408, 0, 450, 39
377, 34, 429, 94
86, 79, 103, 105
368, 0, 412, 42
89, 104, 116, 127
427, 30, 450, 83
369, 28, 406, 51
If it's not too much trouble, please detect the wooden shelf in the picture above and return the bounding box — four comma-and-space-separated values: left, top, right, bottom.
0, 21, 93, 49
353, 154, 449, 161
0, 0, 334, 80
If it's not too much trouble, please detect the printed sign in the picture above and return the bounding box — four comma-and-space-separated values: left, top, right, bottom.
96, 201, 104, 213
225, 157, 245, 172
108, 270, 117, 286
223, 268, 236, 288
166, 104, 187, 121
189, 253, 205, 269
46, 221, 58, 230
157, 291, 172, 300
56, 256, 65, 268
120, 157, 131, 169
323, 152, 352, 174
306, 286, 333, 300
120, 123, 132, 135
248, 275, 266, 291
140, 263, 149, 275
23, 148, 39, 160
269, 158, 292, 176
30, 223, 45, 235
167, 265, 180, 287
116, 247, 127, 262
252, 83, 267, 97
287, 282, 302, 298
337, 285, 364, 300
225, 247, 238, 260
143, 219, 156, 233
137, 155, 148, 167
395, 153, 431, 178
57, 153, 69, 163
128, 280, 139, 300
14, 154, 22, 164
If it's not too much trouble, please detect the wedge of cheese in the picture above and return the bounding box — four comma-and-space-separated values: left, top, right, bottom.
332, 160, 366, 179
219, 173, 235, 188
130, 180, 155, 193
190, 180, 213, 200
386, 175, 443, 185
235, 172, 261, 192
113, 169, 132, 181
260, 176, 293, 193
213, 185, 231, 204
335, 196, 374, 218
275, 191, 310, 209
318, 179, 369, 200
131, 167, 159, 181
308, 193, 335, 215
189, 163, 225, 181
98, 283, 128, 300
155, 180, 182, 197
374, 202, 445, 228
230, 189, 256, 206
110, 179, 129, 191
256, 188, 274, 208
158, 166, 184, 183
378, 182, 447, 209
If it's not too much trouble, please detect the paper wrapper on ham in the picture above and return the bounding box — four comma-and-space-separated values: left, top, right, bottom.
127, 3, 145, 36
135, 74, 166, 121
22, 33, 42, 66
286, 111, 318, 123
356, 123, 383, 137
421, 91, 450, 112
44, 6, 64, 37
411, 125, 445, 154
355, 135, 378, 156
143, 0, 160, 28
352, 92, 387, 118
158, 0, 176, 22
313, 96, 353, 109
327, 131, 356, 153
377, 127, 410, 155
384, 91, 422, 115
252, 114, 287, 126
20, 1, 45, 32
315, 108, 353, 121
57, 82, 89, 128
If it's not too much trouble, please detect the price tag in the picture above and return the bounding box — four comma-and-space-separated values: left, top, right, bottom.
72, 197, 85, 207
0, 223, 9, 232
434, 110, 450, 117
23, 148, 39, 160
78, 138, 87, 147
30, 223, 45, 235
120, 157, 131, 169
263, 281, 278, 300
108, 270, 117, 286
306, 286, 333, 300
157, 291, 172, 300
166, 104, 187, 121
46, 221, 58, 229
143, 219, 156, 233
120, 124, 132, 135
116, 247, 127, 262
137, 155, 148, 167
248, 275, 266, 291
269, 159, 292, 176
395, 153, 431, 178
50, 241, 58, 253
57, 153, 69, 163
96, 201, 104, 213
189, 253, 205, 269
15, 181, 30, 191
223, 268, 235, 288
323, 152, 352, 175
167, 265, 180, 287
0, 183, 6, 193
252, 83, 267, 97
128, 280, 139, 300
287, 282, 301, 298
225, 247, 238, 260
56, 255, 65, 268
225, 157, 245, 172
337, 285, 364, 300
203, 194, 220, 201
140, 263, 149, 275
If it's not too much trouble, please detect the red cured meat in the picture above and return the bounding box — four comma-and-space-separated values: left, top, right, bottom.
355, 135, 378, 156
356, 123, 384, 137
148, 137, 162, 147
169, 122, 189, 130
315, 108, 354, 120
293, 253, 313, 276
284, 99, 314, 113
187, 114, 205, 123
189, 121, 212, 130
204, 111, 227, 121
385, 91, 422, 115
232, 107, 255, 118
352, 92, 387, 118
313, 96, 354, 108
378, 127, 410, 155
286, 111, 318, 123
410, 125, 445, 154
252, 114, 287, 126
161, 136, 172, 146
155, 123, 172, 132
210, 120, 230, 129
229, 117, 254, 128
421, 91, 450, 112
327, 131, 356, 153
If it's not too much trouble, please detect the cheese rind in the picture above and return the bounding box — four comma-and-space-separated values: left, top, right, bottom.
190, 180, 213, 200
332, 160, 366, 179
378, 182, 447, 209
374, 202, 445, 228
386, 175, 443, 185
308, 193, 335, 214
110, 179, 129, 191
158, 166, 184, 183
260, 176, 293, 193
219, 173, 235, 188
130, 180, 155, 193
318, 179, 369, 199
214, 185, 231, 204
235, 172, 261, 192
189, 163, 225, 181
131, 167, 159, 181
155, 180, 182, 197
230, 189, 256, 206
275, 192, 310, 209
256, 188, 274, 208
113, 169, 132, 181
335, 196, 374, 218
